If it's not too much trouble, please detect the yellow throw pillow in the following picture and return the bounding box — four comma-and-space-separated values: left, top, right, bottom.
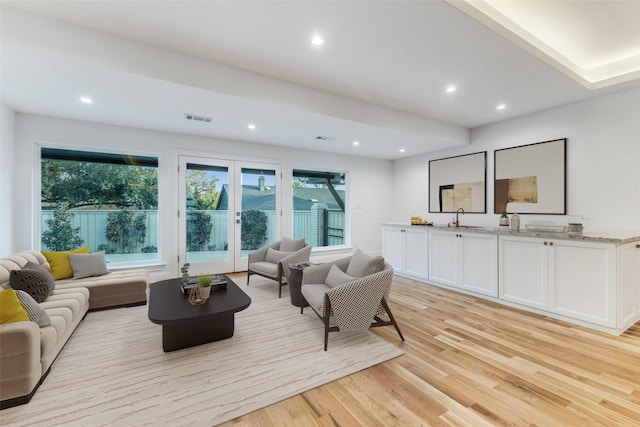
0, 289, 30, 324
41, 246, 89, 280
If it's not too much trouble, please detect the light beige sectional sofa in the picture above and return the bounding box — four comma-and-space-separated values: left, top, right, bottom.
0, 250, 149, 408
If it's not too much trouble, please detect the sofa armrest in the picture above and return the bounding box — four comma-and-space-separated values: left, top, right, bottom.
0, 321, 40, 386
326, 268, 393, 331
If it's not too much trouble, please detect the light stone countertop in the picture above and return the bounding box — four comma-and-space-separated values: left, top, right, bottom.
381, 222, 640, 245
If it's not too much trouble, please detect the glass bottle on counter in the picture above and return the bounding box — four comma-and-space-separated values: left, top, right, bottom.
511, 213, 520, 232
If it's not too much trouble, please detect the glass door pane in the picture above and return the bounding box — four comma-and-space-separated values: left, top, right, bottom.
179, 157, 235, 275
235, 164, 281, 269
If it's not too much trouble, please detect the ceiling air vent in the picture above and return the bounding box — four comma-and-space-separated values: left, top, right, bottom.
185, 113, 213, 123
315, 135, 336, 141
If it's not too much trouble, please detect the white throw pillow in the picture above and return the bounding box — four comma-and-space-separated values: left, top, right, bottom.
265, 248, 292, 263
346, 249, 385, 278
325, 264, 354, 288
68, 251, 109, 279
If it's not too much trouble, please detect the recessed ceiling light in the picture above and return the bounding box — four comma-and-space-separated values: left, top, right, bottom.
399, 148, 406, 153
311, 35, 325, 46
80, 96, 93, 104
353, 141, 360, 146
496, 104, 507, 110
248, 123, 256, 130
445, 85, 457, 93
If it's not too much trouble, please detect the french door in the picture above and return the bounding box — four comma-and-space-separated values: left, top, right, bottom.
178, 156, 281, 275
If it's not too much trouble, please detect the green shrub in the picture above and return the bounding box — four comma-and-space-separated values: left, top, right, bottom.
105, 208, 146, 253
41, 203, 84, 251
186, 210, 212, 251
241, 209, 268, 250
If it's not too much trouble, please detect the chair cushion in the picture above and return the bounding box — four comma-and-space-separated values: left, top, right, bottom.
325, 264, 354, 288
265, 248, 292, 263
280, 236, 305, 252
301, 284, 331, 314
9, 262, 56, 303
68, 251, 109, 279
346, 249, 385, 278
249, 261, 278, 277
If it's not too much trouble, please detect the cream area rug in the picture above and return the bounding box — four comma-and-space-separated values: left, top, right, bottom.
2, 276, 404, 426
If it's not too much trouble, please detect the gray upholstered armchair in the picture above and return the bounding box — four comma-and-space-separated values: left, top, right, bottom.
300, 249, 404, 350
247, 237, 312, 298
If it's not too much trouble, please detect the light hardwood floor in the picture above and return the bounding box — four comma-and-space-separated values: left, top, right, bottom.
222, 273, 640, 426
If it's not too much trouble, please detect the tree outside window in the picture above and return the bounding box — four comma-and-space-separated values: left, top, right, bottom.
41, 148, 159, 263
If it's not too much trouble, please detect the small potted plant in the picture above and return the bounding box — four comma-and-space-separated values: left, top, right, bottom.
197, 274, 212, 301
181, 263, 190, 285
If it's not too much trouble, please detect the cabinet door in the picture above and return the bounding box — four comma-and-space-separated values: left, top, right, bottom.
404, 228, 428, 279
460, 233, 498, 297
549, 240, 616, 327
428, 230, 458, 287
619, 243, 640, 328
499, 236, 548, 309
382, 227, 405, 272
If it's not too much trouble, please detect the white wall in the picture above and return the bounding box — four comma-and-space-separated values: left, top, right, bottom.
0, 103, 15, 256
13, 114, 392, 276
392, 86, 640, 233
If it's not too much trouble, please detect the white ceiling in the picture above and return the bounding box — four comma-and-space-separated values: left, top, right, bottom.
2, 0, 639, 160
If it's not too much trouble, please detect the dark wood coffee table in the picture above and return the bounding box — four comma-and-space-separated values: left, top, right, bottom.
148, 276, 251, 352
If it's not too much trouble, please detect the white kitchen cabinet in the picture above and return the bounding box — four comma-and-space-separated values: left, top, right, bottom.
382, 225, 428, 279
499, 235, 617, 327
429, 229, 498, 297
619, 242, 640, 328
499, 235, 548, 309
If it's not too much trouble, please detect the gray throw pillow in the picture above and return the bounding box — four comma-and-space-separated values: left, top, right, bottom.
265, 248, 292, 263
346, 249, 385, 278
68, 251, 109, 279
279, 236, 305, 252
10, 262, 56, 303
15, 290, 51, 327
325, 264, 354, 288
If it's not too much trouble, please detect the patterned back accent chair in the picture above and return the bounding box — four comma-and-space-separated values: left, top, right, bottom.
300, 249, 405, 350
247, 237, 312, 298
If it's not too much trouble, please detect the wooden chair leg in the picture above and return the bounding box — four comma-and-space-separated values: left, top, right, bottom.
381, 298, 405, 342
323, 319, 329, 351
323, 295, 331, 351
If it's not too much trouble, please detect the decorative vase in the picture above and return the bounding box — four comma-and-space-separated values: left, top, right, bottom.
199, 286, 211, 301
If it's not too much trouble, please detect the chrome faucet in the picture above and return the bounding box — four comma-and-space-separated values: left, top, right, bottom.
455, 208, 465, 227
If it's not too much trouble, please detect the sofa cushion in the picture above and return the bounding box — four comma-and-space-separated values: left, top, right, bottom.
325, 265, 355, 289
9, 262, 56, 303
280, 237, 305, 252
41, 246, 89, 280
0, 288, 30, 324
15, 290, 51, 327
346, 249, 385, 278
265, 248, 292, 263
68, 251, 109, 279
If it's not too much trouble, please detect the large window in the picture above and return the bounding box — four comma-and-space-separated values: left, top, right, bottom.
40, 148, 159, 264
292, 169, 346, 248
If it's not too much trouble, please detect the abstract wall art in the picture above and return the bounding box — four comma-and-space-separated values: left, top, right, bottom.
494, 138, 566, 214
429, 151, 486, 213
